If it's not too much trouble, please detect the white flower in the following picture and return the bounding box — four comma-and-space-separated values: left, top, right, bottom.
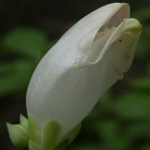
26, 2, 142, 143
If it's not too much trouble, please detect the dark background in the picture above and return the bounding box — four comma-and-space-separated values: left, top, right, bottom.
1, 0, 150, 150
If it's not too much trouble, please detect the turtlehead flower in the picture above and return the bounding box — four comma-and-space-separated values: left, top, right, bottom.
7, 2, 142, 150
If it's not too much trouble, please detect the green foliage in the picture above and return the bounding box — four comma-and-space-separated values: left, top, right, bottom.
0, 60, 34, 97
2, 27, 48, 61
0, 27, 56, 97
142, 144, 150, 150
114, 92, 150, 119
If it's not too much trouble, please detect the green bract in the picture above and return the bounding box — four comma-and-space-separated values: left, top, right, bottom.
6, 115, 81, 150
6, 115, 29, 148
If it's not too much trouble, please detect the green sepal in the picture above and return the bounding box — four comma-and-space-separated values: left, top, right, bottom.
7, 115, 81, 150
62, 122, 82, 144
20, 114, 28, 130
43, 120, 62, 150
29, 139, 42, 150
28, 115, 42, 146
6, 123, 29, 148
54, 140, 69, 150
69, 122, 82, 143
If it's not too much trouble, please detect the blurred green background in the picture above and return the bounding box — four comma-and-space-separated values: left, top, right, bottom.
0, 0, 150, 150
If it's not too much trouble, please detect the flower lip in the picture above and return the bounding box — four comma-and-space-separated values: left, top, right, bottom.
122, 19, 142, 34
78, 3, 130, 67
103, 18, 142, 54
104, 18, 142, 79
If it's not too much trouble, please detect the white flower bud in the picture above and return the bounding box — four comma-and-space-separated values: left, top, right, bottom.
26, 2, 142, 144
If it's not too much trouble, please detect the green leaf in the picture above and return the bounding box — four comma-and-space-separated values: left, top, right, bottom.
0, 60, 34, 97
0, 62, 16, 77
126, 121, 150, 138
102, 135, 130, 150
95, 119, 130, 150
132, 7, 150, 24
114, 92, 150, 120
135, 25, 150, 59
129, 77, 150, 90
2, 27, 48, 60
95, 119, 119, 140
141, 144, 150, 150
